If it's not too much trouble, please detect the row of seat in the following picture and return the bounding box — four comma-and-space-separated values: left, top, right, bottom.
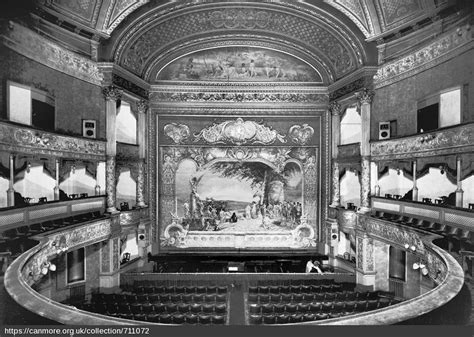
253, 279, 338, 287
85, 301, 227, 315
248, 298, 395, 315
372, 211, 472, 244
1, 211, 104, 241
249, 311, 351, 324
101, 311, 226, 324
92, 293, 227, 304
121, 285, 228, 295
248, 283, 350, 295
247, 290, 380, 304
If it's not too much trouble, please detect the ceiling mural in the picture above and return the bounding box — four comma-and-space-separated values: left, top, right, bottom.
156, 47, 323, 83
115, 4, 364, 82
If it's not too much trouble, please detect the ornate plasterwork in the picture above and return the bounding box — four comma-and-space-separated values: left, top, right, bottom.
112, 74, 149, 99
288, 124, 315, 145
161, 219, 316, 249
164, 123, 191, 144
337, 143, 361, 160
357, 215, 425, 254
373, 24, 473, 88
1, 22, 103, 85
48, 0, 103, 27
0, 121, 106, 161
22, 219, 111, 285
374, 0, 422, 31
370, 122, 474, 161
193, 118, 286, 145
116, 142, 140, 162
116, 3, 362, 80
324, 0, 374, 38
103, 0, 149, 34
153, 91, 328, 104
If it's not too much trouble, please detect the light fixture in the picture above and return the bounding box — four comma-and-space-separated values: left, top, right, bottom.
397, 168, 401, 175
439, 165, 445, 175
26, 162, 31, 173
404, 243, 409, 249
413, 262, 425, 270
421, 267, 429, 276
410, 245, 416, 252
72, 165, 76, 174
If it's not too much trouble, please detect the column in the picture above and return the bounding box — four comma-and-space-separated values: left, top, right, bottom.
374, 161, 380, 197
136, 100, 148, 208
54, 159, 60, 201
357, 88, 374, 213
330, 101, 342, 207
95, 162, 101, 196
103, 86, 122, 213
455, 156, 464, 207
355, 231, 375, 288
7, 154, 15, 207
412, 160, 418, 201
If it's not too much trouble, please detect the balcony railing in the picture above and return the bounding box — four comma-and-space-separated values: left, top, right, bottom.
120, 207, 149, 227
0, 120, 106, 161
371, 196, 474, 231
0, 196, 106, 230
370, 122, 474, 161
117, 142, 139, 162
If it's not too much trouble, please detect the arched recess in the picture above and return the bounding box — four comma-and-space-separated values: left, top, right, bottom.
104, 1, 372, 84
116, 101, 137, 145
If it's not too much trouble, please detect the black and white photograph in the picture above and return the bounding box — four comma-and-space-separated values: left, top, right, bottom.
0, 0, 473, 336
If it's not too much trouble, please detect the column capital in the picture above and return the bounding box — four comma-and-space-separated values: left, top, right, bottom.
329, 101, 342, 116
102, 86, 123, 101
137, 99, 149, 114
356, 88, 375, 105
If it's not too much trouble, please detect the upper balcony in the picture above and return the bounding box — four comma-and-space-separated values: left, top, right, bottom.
337, 142, 361, 162
370, 122, 474, 161
0, 120, 106, 161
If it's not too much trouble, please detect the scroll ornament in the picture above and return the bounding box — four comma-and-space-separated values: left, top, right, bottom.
194, 118, 286, 145
288, 124, 314, 145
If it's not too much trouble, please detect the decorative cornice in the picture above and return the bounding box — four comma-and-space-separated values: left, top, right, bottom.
151, 107, 326, 116
112, 74, 149, 99
0, 121, 106, 161
1, 22, 103, 86
373, 24, 473, 88
103, 0, 149, 35
371, 122, 474, 161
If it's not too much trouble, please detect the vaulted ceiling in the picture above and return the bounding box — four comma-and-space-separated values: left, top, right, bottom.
32, 0, 453, 84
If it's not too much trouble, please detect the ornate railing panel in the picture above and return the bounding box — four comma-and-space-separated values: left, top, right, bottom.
370, 122, 474, 161
116, 142, 139, 162
0, 121, 106, 161
336, 208, 357, 233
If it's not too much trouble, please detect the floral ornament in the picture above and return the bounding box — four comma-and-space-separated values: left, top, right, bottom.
164, 123, 191, 144
288, 124, 314, 145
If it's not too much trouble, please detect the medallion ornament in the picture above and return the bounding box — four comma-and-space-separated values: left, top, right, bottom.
194, 118, 286, 145
164, 123, 191, 144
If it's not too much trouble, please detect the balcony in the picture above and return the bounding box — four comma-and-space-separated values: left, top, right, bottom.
0, 120, 106, 161
371, 196, 474, 231
0, 196, 106, 231
120, 207, 149, 228
117, 142, 139, 162
370, 122, 474, 161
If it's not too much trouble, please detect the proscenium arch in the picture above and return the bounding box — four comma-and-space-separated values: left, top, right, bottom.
105, 0, 372, 83
153, 45, 325, 84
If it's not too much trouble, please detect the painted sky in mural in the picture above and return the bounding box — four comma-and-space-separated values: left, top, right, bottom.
175, 160, 303, 232
157, 47, 322, 82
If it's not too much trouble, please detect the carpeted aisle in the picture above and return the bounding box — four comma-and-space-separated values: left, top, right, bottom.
228, 283, 246, 325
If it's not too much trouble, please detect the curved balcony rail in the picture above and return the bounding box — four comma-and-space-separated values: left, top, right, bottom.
0, 120, 106, 161
4, 213, 464, 325
370, 122, 474, 161
371, 196, 474, 231
0, 196, 106, 231
120, 207, 149, 228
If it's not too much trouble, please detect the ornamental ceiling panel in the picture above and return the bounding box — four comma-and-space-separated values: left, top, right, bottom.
103, 0, 149, 34
375, 0, 423, 31
50, 0, 103, 27
323, 0, 374, 38
113, 2, 366, 83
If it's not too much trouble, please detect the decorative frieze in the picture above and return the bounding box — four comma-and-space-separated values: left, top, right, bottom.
357, 215, 425, 254
370, 122, 474, 161
153, 91, 328, 104
1, 22, 103, 85
0, 121, 106, 161
373, 24, 473, 88
112, 74, 149, 99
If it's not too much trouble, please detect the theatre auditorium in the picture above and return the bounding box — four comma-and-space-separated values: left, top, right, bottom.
0, 0, 473, 328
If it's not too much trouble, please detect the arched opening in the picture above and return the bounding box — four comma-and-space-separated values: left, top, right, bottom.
116, 101, 137, 145
340, 106, 361, 145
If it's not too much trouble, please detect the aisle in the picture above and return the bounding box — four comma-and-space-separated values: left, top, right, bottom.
228, 283, 246, 325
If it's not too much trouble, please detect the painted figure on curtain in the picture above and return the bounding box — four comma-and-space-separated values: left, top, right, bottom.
157, 47, 322, 82
175, 160, 303, 232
